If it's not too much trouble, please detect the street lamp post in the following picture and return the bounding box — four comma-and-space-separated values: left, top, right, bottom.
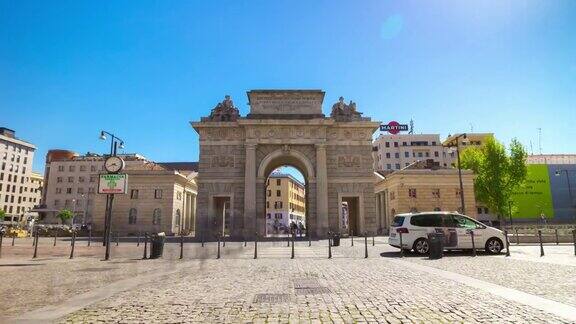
555, 169, 575, 224
445, 133, 469, 215
99, 131, 124, 261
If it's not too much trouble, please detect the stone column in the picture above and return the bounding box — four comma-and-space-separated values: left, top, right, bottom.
315, 144, 329, 237
244, 144, 257, 237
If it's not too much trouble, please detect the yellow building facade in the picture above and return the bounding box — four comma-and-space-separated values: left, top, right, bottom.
265, 173, 306, 235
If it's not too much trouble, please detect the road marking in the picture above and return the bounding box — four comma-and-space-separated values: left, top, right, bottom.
388, 258, 576, 322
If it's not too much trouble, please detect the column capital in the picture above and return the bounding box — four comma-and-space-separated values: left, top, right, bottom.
315, 143, 327, 150
245, 143, 257, 150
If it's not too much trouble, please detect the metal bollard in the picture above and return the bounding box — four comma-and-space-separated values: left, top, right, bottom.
142, 233, 148, 259
555, 229, 559, 245
515, 228, 519, 245
137, 232, 140, 247
244, 235, 247, 247
538, 230, 544, 257
222, 235, 226, 247
372, 234, 375, 246
572, 229, 576, 256
399, 232, 404, 258
11, 235, 15, 246
328, 232, 332, 259
308, 232, 311, 247
69, 231, 76, 259
201, 234, 205, 247
54, 233, 57, 247
179, 234, 184, 260
504, 230, 511, 257
0, 233, 3, 259
88, 229, 92, 247
364, 232, 368, 259
351, 231, 354, 247
287, 234, 290, 247
254, 232, 258, 259
33, 231, 39, 259
291, 233, 295, 259
115, 232, 119, 246
470, 231, 476, 257
217, 236, 221, 259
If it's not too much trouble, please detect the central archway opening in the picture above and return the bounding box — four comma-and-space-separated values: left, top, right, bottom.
264, 165, 307, 238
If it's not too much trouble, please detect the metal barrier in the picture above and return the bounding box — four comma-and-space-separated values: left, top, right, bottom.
69, 230, 76, 259
538, 230, 544, 257
470, 231, 476, 257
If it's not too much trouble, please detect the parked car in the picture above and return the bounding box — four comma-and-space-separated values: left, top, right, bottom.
388, 212, 506, 255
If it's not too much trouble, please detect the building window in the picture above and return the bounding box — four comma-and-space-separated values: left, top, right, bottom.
267, 213, 271, 219
275, 213, 282, 219
386, 164, 391, 170
385, 142, 390, 148
154, 189, 162, 199
394, 142, 399, 147
56, 188, 62, 194
153, 208, 161, 225
68, 177, 74, 183
58, 165, 64, 172
267, 190, 271, 197
266, 201, 270, 208
434, 151, 439, 157
394, 153, 400, 158
276, 179, 281, 186
395, 163, 400, 169
69, 165, 75, 172
80, 165, 86, 172
432, 189, 440, 198
131, 189, 139, 199
66, 188, 72, 194
408, 188, 417, 198
385, 153, 390, 158
434, 207, 441, 211
484, 207, 489, 214
402, 142, 407, 146
90, 165, 96, 172
128, 208, 137, 224
79, 177, 85, 183
276, 190, 281, 197
57, 177, 63, 183
417, 152, 423, 158
477, 207, 483, 214
404, 152, 409, 158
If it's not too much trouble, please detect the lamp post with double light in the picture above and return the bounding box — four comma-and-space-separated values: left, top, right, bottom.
555, 169, 575, 225
444, 133, 469, 215
99, 131, 125, 261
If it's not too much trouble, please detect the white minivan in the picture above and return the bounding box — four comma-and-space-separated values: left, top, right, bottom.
388, 212, 506, 255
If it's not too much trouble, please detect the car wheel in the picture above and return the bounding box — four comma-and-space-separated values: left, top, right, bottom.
485, 237, 503, 254
413, 238, 430, 255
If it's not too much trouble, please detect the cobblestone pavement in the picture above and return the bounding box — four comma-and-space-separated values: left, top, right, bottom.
2, 237, 576, 323
399, 246, 576, 308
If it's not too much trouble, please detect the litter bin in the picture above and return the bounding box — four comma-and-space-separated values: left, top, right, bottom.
150, 232, 166, 259
331, 233, 341, 246
427, 232, 444, 260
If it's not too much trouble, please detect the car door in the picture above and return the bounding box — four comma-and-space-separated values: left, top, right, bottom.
440, 214, 459, 248
452, 214, 480, 249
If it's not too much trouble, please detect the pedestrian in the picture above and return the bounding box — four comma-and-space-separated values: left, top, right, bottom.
540, 213, 547, 225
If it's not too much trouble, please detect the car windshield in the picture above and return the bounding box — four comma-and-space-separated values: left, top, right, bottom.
452, 215, 481, 229
392, 216, 405, 227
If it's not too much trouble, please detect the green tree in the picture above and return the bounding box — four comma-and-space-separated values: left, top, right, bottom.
459, 137, 528, 220
0, 209, 5, 222
57, 209, 74, 224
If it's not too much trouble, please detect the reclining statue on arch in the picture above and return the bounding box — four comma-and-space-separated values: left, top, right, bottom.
330, 96, 363, 121
208, 95, 240, 122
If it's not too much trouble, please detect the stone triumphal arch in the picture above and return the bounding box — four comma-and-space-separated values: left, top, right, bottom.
191, 90, 380, 240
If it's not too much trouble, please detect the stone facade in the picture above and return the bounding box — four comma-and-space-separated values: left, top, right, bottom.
374, 161, 477, 233
92, 169, 197, 235
191, 90, 380, 240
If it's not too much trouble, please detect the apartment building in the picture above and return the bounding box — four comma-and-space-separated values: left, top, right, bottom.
0, 127, 42, 222
373, 134, 447, 171
373, 133, 494, 171
265, 172, 306, 234
40, 149, 198, 234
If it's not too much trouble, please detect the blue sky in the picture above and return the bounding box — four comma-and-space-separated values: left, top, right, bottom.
1, 1, 575, 173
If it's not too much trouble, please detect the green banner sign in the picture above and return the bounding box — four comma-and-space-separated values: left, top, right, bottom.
510, 164, 554, 219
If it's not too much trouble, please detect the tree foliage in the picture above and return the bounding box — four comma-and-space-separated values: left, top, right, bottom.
459, 137, 528, 219
0, 209, 5, 221
57, 209, 74, 224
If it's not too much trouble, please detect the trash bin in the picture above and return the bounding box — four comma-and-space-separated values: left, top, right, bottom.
427, 232, 444, 259
150, 232, 166, 259
331, 233, 341, 246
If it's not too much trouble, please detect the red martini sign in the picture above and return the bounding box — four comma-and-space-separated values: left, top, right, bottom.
380, 121, 409, 134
